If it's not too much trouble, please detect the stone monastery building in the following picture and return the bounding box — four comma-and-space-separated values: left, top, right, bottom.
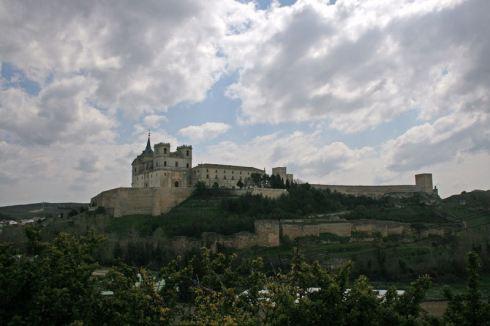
91, 135, 436, 217
131, 134, 266, 190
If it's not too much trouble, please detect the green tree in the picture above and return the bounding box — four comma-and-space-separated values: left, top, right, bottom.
236, 179, 244, 189
444, 252, 490, 326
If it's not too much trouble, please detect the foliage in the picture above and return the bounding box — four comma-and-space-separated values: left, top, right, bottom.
1, 229, 489, 324
444, 252, 490, 325
0, 228, 169, 325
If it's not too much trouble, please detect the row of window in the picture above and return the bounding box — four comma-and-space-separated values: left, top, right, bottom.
197, 169, 251, 175
204, 175, 242, 180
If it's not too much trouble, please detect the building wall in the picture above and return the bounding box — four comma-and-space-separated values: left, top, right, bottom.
192, 164, 265, 188
90, 186, 193, 217
272, 166, 294, 183
415, 173, 433, 193
310, 184, 424, 198
132, 143, 192, 188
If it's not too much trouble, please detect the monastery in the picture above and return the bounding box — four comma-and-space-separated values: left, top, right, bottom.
91, 135, 436, 217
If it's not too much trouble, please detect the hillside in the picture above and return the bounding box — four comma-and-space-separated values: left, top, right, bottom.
1, 187, 488, 290
0, 202, 88, 220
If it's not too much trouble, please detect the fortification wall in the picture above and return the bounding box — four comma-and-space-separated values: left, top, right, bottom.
91, 187, 192, 217
279, 219, 412, 240
255, 220, 280, 247
251, 188, 287, 199
165, 218, 452, 253
310, 184, 424, 198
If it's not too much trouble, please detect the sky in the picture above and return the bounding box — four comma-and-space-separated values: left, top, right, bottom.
0, 0, 489, 205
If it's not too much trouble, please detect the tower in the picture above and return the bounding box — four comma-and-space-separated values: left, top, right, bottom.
415, 173, 433, 194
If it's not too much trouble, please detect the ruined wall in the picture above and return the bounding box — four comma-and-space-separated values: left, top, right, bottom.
310, 184, 424, 199
91, 187, 192, 217
251, 188, 288, 199
279, 219, 412, 240
164, 218, 451, 253
255, 220, 280, 247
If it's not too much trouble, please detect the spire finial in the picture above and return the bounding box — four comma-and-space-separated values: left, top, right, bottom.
144, 129, 152, 153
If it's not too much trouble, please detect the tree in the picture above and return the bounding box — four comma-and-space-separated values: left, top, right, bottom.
444, 252, 490, 325
236, 179, 244, 189
250, 173, 263, 187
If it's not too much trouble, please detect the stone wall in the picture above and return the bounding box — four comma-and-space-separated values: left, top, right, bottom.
310, 184, 424, 199
91, 187, 193, 217
164, 218, 453, 253
279, 219, 413, 240
251, 188, 287, 199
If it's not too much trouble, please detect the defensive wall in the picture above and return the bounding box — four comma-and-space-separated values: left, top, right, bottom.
310, 184, 424, 199
90, 187, 193, 217
91, 187, 286, 217
310, 173, 435, 199
167, 218, 453, 253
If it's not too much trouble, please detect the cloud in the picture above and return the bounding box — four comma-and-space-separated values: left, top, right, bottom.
0, 76, 114, 145
0, 0, 259, 119
225, 0, 490, 133
384, 111, 490, 172
202, 131, 375, 180
142, 115, 168, 129
179, 122, 231, 142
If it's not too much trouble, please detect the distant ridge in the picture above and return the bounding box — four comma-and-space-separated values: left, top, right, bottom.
0, 202, 88, 220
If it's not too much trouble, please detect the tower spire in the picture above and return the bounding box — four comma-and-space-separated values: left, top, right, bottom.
144, 129, 152, 153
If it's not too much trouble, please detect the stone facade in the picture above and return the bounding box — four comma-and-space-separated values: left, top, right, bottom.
311, 174, 436, 199
90, 187, 193, 217
271, 167, 294, 184
131, 137, 193, 189
192, 163, 265, 189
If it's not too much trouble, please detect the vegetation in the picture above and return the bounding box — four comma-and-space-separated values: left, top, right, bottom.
1, 229, 488, 325
0, 202, 88, 220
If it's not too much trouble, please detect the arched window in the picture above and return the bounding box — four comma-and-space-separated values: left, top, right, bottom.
164, 148, 167, 154
164, 161, 167, 167
175, 161, 178, 167
186, 150, 189, 156
186, 163, 189, 168
174, 181, 179, 187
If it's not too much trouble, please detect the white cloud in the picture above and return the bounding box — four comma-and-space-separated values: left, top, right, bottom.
0, 76, 115, 146
143, 115, 168, 129
0, 0, 257, 121
384, 111, 490, 172
225, 0, 490, 133
179, 122, 231, 142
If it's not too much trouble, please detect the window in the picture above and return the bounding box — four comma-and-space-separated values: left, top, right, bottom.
224, 176, 227, 180
175, 161, 178, 167
186, 150, 189, 156
164, 161, 167, 167
215, 175, 218, 179
206, 174, 209, 179
232, 176, 234, 180
174, 181, 179, 187
164, 148, 167, 154
186, 163, 189, 168
232, 171, 234, 174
